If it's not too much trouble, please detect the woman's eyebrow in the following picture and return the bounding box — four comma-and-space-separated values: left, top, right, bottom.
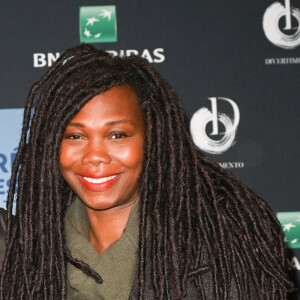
68, 122, 84, 127
104, 120, 134, 126
67, 120, 134, 127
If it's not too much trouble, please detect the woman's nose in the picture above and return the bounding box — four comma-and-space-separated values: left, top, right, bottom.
81, 140, 111, 166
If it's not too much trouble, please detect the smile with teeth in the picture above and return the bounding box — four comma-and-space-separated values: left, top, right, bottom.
78, 173, 120, 191
81, 175, 118, 184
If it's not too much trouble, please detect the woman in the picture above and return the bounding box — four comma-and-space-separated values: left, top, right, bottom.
0, 44, 293, 299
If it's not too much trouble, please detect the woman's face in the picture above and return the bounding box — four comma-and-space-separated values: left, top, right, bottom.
60, 85, 144, 210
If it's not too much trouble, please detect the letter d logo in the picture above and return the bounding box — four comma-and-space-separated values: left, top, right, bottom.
190, 97, 240, 155
263, 0, 300, 49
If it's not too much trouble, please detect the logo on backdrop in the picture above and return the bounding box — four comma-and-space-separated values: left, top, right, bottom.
79, 5, 117, 43
33, 49, 165, 67
190, 97, 240, 155
0, 109, 23, 209
277, 211, 300, 249
33, 5, 166, 67
290, 256, 300, 271
263, 0, 300, 49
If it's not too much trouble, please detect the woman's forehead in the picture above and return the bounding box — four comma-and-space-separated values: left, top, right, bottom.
69, 85, 143, 127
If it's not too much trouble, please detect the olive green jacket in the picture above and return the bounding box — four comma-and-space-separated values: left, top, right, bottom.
0, 207, 257, 299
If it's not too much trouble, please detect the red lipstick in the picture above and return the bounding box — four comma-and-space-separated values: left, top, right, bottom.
78, 173, 120, 191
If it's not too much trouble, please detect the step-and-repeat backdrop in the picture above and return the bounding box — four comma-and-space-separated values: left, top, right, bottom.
0, 0, 299, 297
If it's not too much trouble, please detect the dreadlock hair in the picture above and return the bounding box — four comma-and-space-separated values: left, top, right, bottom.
0, 44, 293, 299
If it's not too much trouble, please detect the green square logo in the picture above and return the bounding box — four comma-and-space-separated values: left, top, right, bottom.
79, 5, 117, 43
277, 211, 300, 249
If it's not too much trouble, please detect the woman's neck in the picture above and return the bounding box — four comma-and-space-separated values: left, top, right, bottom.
85, 200, 136, 256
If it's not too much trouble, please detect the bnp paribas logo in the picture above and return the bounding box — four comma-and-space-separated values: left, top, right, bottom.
79, 6, 117, 43
277, 212, 300, 249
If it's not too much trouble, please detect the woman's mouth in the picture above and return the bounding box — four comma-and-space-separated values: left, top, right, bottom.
78, 174, 120, 191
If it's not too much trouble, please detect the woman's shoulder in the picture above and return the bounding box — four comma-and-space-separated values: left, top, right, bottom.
0, 208, 7, 268
0, 208, 7, 237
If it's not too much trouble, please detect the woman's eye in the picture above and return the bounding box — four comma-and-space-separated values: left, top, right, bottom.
64, 134, 82, 139
111, 132, 128, 139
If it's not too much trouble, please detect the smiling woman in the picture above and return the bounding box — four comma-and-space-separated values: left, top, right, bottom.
0, 44, 294, 299
60, 86, 144, 258
60, 86, 144, 212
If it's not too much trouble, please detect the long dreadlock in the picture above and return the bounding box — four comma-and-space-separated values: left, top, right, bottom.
0, 44, 293, 299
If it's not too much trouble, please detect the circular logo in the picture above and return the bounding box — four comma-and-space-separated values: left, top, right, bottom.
190, 97, 240, 155
263, 1, 300, 49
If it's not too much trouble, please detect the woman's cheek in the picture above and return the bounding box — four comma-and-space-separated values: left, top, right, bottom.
113, 143, 144, 167
60, 143, 79, 168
